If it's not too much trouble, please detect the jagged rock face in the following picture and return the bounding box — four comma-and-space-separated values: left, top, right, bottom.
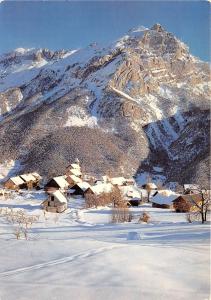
0, 24, 210, 186
0, 88, 23, 114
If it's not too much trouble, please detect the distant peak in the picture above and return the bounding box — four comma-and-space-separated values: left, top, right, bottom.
128, 25, 148, 33
151, 23, 165, 32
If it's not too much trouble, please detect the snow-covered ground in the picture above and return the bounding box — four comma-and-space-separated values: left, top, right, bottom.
0, 191, 210, 300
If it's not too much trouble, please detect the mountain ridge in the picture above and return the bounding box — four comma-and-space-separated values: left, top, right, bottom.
0, 24, 210, 187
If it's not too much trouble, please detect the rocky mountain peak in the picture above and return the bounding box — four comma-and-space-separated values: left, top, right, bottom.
0, 25, 209, 187
151, 23, 165, 32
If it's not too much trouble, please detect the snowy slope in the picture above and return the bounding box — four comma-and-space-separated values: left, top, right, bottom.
0, 192, 210, 300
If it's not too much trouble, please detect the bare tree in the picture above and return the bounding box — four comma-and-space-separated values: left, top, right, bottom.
190, 189, 210, 224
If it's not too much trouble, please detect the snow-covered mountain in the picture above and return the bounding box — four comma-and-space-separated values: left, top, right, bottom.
0, 24, 210, 186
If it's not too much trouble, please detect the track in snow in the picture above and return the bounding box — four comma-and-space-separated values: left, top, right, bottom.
0, 245, 123, 278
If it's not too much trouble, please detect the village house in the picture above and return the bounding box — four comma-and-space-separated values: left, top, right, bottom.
110, 177, 127, 186
66, 160, 82, 177
151, 190, 180, 209
31, 172, 42, 184
19, 174, 38, 189
68, 168, 82, 178
120, 185, 141, 206
66, 174, 82, 187
173, 194, 202, 213
42, 190, 68, 213
71, 182, 91, 196
183, 184, 200, 194
125, 178, 136, 186
84, 183, 113, 197
44, 176, 69, 193
4, 176, 26, 190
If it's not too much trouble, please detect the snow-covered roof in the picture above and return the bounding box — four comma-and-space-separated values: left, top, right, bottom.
89, 183, 113, 195
110, 177, 126, 186
173, 194, 202, 204
69, 168, 82, 177
31, 172, 42, 180
9, 176, 25, 186
20, 174, 36, 182
102, 175, 109, 183
70, 163, 81, 170
139, 189, 148, 198
68, 175, 82, 183
184, 184, 200, 191
53, 176, 69, 188
52, 190, 67, 204
152, 190, 179, 205
120, 186, 141, 199
75, 182, 91, 192
145, 182, 158, 189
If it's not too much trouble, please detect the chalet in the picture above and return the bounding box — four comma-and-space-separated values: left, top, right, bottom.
4, 176, 26, 190
42, 190, 68, 213
152, 190, 179, 209
84, 183, 113, 196
120, 185, 141, 206
183, 184, 200, 194
71, 182, 91, 196
173, 194, 202, 213
44, 176, 69, 193
110, 177, 127, 186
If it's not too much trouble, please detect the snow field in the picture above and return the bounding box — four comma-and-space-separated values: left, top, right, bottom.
0, 191, 210, 300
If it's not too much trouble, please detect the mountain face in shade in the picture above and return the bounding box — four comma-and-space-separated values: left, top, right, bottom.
0, 24, 210, 186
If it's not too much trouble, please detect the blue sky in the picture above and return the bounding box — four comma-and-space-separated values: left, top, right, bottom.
0, 1, 209, 61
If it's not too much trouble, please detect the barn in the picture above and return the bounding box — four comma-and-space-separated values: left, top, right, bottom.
42, 190, 68, 213
4, 176, 26, 190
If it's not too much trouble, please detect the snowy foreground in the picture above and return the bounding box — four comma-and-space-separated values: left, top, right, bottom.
0, 191, 210, 300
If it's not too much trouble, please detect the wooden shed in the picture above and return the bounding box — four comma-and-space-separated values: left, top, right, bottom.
119, 185, 141, 206
42, 190, 68, 213
4, 176, 26, 190
172, 194, 202, 213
